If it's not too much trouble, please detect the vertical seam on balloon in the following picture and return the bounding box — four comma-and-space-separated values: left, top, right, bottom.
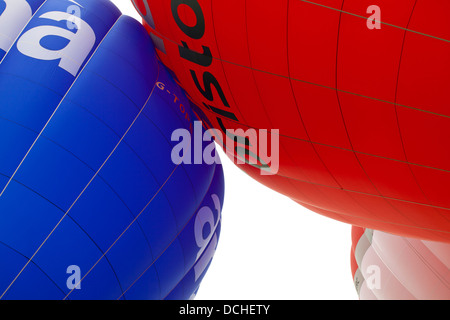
0, 112, 154, 296
38, 98, 449, 239
0, 240, 67, 298
158, 1, 221, 214
100, 42, 201, 213
163, 220, 221, 300
161, 0, 199, 109
0, 65, 201, 294
275, 169, 450, 214
140, 90, 199, 218
370, 233, 418, 299
285, 0, 351, 192
142, 26, 450, 121
0, 0, 48, 66
0, 15, 123, 300
267, 171, 450, 239
242, 0, 324, 208
64, 65, 186, 259
164, 175, 221, 300
242, 0, 275, 132
332, 0, 422, 229
116, 163, 219, 300
391, 1, 449, 227
60, 60, 163, 300
155, 0, 177, 82
143, 4, 450, 215
332, 0, 385, 221
196, 105, 450, 174
3, 175, 127, 298
0, 92, 164, 285
138, 77, 200, 213
359, 230, 401, 301
421, 242, 450, 269
0, 16, 121, 202
297, 0, 450, 44
402, 237, 450, 290
285, 0, 333, 187
209, 0, 246, 124
135, 90, 197, 287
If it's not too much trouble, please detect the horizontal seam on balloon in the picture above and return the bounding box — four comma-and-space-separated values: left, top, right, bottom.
330, 0, 392, 222
246, 163, 450, 220
0, 111, 183, 245
0, 15, 126, 300
75, 1, 123, 32
148, 28, 450, 121
295, 198, 450, 237
66, 163, 180, 300
133, 95, 201, 206
0, 75, 194, 202
288, 190, 450, 238
0, 176, 129, 296
40, 130, 164, 260
370, 236, 419, 299
86, 44, 159, 91
0, 66, 206, 297
286, 0, 345, 191
215, 123, 450, 237
210, 0, 247, 125
0, 240, 67, 299
0, 13, 122, 202
402, 238, 450, 289
0, 71, 75, 98
236, 0, 346, 209
56, 71, 198, 218
199, 106, 450, 175
88, 58, 208, 241
0, 47, 187, 264
269, 169, 450, 215
116, 163, 218, 300
72, 63, 200, 208
205, 104, 450, 237
298, 0, 450, 43
1, 33, 154, 99
61, 62, 171, 300
295, 200, 354, 225
163, 220, 221, 300
389, 0, 444, 236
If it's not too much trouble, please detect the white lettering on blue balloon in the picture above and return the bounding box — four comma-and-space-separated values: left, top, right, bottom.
0, 0, 32, 54
194, 194, 221, 281
17, 10, 96, 76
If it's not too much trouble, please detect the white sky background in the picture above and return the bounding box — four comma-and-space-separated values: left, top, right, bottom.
111, 1, 357, 300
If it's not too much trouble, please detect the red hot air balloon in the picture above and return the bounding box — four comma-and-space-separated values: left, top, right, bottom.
131, 0, 450, 243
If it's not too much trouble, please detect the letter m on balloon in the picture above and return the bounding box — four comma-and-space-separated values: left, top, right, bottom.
16, 6, 96, 76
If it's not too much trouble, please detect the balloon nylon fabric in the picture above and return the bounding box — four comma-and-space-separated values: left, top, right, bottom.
351, 226, 450, 300
132, 0, 450, 243
0, 0, 224, 300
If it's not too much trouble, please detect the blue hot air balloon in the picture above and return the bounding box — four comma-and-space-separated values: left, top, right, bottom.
0, 0, 224, 300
